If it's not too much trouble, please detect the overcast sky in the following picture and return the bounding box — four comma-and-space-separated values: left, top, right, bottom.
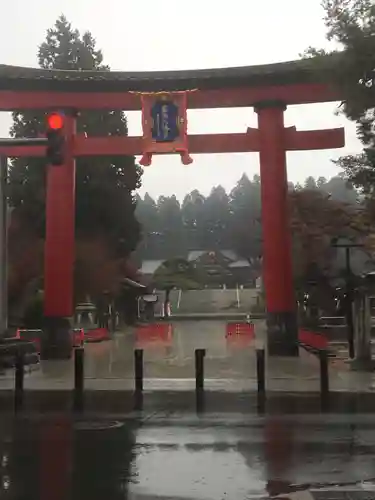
0, 0, 362, 200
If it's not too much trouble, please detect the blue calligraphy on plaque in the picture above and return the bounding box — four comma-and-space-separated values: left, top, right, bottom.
150, 99, 180, 142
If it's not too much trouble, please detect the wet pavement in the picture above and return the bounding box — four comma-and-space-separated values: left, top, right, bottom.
0, 412, 375, 499
0, 320, 374, 393
0, 322, 375, 498
0, 320, 259, 391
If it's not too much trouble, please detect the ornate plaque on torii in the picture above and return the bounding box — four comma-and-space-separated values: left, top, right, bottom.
138, 91, 193, 166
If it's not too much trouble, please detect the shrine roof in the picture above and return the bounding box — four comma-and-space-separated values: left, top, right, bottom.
0, 55, 336, 92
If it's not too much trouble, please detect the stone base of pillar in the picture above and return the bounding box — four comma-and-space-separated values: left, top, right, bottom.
267, 312, 299, 357
40, 316, 73, 360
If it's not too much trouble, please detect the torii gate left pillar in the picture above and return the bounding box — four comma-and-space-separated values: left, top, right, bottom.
42, 112, 76, 359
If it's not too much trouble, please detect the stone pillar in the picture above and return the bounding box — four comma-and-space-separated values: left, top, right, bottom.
255, 101, 298, 356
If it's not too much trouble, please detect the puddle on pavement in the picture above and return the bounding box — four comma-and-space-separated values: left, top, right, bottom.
0, 414, 374, 499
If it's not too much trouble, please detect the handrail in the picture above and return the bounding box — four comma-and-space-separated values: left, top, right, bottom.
298, 333, 330, 406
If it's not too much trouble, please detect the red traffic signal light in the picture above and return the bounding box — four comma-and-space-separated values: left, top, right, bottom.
47, 113, 64, 130
46, 113, 65, 166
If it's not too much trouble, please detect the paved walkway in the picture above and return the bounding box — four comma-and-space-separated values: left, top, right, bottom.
0, 320, 374, 393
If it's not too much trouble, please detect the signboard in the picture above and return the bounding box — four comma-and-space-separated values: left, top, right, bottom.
150, 99, 179, 142
139, 92, 193, 166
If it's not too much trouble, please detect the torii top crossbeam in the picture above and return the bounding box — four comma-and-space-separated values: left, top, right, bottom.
0, 55, 341, 110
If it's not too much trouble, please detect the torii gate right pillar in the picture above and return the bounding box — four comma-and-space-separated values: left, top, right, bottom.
255, 101, 298, 356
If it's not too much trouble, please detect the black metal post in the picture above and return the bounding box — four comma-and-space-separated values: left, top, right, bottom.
256, 348, 266, 396
332, 240, 363, 359
345, 248, 355, 359
319, 349, 329, 398
134, 349, 144, 392
14, 352, 25, 412
195, 349, 206, 392
73, 347, 84, 412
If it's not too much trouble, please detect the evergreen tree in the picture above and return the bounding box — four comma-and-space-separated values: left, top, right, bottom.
156, 195, 184, 257
135, 193, 160, 258
181, 189, 206, 250
304, 176, 317, 190
317, 176, 327, 189
307, 1, 375, 194
8, 16, 142, 281
202, 186, 231, 248
229, 174, 262, 261
134, 171, 362, 291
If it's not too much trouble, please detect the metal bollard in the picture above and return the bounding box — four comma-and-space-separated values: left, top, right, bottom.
14, 352, 25, 412
256, 349, 266, 396
195, 349, 206, 392
319, 349, 329, 398
134, 390, 144, 412
134, 349, 144, 392
195, 389, 205, 414
73, 347, 85, 412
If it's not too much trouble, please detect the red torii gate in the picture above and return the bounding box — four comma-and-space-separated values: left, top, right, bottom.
0, 59, 344, 356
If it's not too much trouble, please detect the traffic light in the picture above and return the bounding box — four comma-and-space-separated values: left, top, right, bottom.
46, 112, 65, 165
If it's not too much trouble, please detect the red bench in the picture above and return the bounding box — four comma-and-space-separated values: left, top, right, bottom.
298, 329, 329, 351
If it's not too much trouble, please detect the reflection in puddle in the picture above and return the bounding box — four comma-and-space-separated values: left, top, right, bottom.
130, 426, 265, 498
130, 446, 265, 499
0, 415, 374, 499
